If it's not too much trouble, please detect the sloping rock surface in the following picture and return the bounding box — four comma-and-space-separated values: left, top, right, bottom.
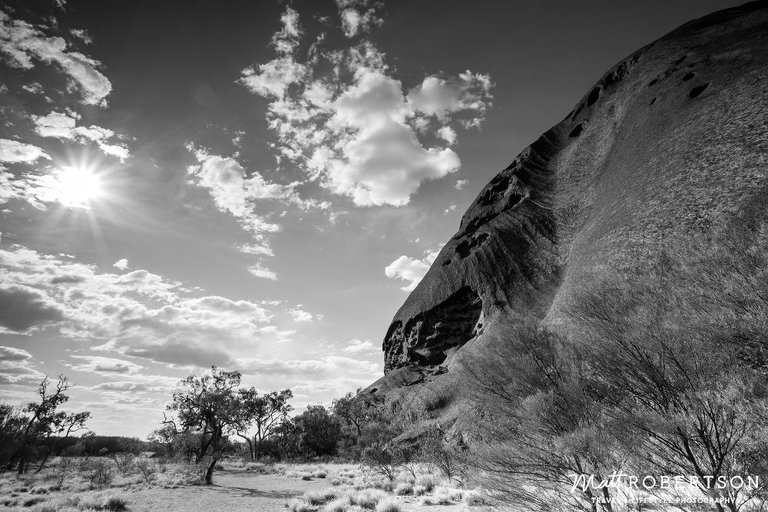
369, 1, 768, 431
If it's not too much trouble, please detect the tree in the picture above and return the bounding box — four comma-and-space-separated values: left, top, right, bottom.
0, 404, 24, 468
294, 405, 341, 457
164, 366, 242, 484
11, 375, 90, 474
333, 391, 368, 438
234, 388, 293, 460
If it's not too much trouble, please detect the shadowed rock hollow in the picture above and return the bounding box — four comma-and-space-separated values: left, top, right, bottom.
368, 1, 768, 434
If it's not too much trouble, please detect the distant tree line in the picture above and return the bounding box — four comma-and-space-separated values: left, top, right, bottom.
151, 366, 415, 484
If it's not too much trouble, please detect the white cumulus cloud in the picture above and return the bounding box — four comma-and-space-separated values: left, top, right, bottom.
32, 111, 130, 161
384, 248, 440, 292
0, 139, 50, 163
239, 4, 493, 208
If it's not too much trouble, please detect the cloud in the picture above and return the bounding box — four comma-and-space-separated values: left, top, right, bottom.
0, 286, 64, 333
343, 339, 377, 354
247, 263, 278, 281
32, 111, 130, 161
384, 248, 440, 291
112, 258, 129, 270
0, 245, 321, 372
407, 72, 493, 125
187, 146, 330, 276
187, 145, 296, 235
240, 355, 379, 378
0, 345, 44, 385
0, 346, 33, 361
237, 242, 274, 257
338, 1, 382, 38
240, 57, 306, 99
455, 178, 469, 190
67, 355, 143, 375
437, 126, 457, 145
290, 307, 321, 323
0, 10, 112, 106
239, 5, 493, 207
0, 139, 50, 163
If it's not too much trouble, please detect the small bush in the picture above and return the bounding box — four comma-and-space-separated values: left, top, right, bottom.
374, 499, 402, 512
22, 496, 46, 507
414, 475, 435, 492
464, 490, 491, 506
323, 496, 351, 512
432, 486, 463, 504
393, 482, 412, 496
85, 460, 114, 486
412, 485, 427, 496
303, 488, 338, 506
287, 499, 316, 512
352, 489, 388, 510
77, 493, 128, 511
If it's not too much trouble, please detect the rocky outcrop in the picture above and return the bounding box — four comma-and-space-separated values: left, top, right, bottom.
371, 1, 768, 430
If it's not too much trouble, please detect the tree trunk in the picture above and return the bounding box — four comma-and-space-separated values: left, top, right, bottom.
204, 457, 217, 484
34, 451, 51, 474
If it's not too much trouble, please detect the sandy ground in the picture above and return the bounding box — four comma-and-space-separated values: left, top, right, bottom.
122, 469, 469, 512
124, 470, 330, 511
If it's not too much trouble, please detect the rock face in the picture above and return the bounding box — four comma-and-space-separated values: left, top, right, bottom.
369, 1, 768, 430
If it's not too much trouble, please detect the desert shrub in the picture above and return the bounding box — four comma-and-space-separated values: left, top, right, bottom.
414, 475, 435, 492
433, 486, 463, 503
303, 488, 339, 505
463, 490, 492, 506
352, 489, 388, 509
412, 484, 427, 496
84, 459, 113, 486
287, 499, 316, 512
111, 453, 135, 475
393, 482, 412, 495
323, 496, 351, 512
22, 496, 46, 507
417, 428, 461, 483
76, 493, 128, 511
374, 499, 402, 512
134, 458, 156, 482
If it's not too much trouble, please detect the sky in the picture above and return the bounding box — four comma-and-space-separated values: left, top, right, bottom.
0, 0, 747, 437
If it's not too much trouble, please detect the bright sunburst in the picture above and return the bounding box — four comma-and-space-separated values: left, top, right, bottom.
42, 165, 104, 209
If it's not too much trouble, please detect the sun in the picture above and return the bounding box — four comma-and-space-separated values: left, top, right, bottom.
47, 165, 104, 209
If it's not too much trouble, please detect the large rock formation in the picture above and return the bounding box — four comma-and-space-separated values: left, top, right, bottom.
369, 1, 768, 432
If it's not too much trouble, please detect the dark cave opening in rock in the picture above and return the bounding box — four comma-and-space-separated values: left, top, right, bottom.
403, 286, 483, 368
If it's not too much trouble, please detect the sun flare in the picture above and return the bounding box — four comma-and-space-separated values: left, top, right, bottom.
46, 165, 104, 209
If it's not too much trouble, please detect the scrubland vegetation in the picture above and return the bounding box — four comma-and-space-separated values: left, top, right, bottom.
3, 224, 768, 512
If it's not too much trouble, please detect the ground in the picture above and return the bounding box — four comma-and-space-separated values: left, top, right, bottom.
0, 459, 493, 512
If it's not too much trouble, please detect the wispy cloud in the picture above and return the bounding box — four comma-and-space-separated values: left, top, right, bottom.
0, 9, 112, 106
0, 345, 44, 385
